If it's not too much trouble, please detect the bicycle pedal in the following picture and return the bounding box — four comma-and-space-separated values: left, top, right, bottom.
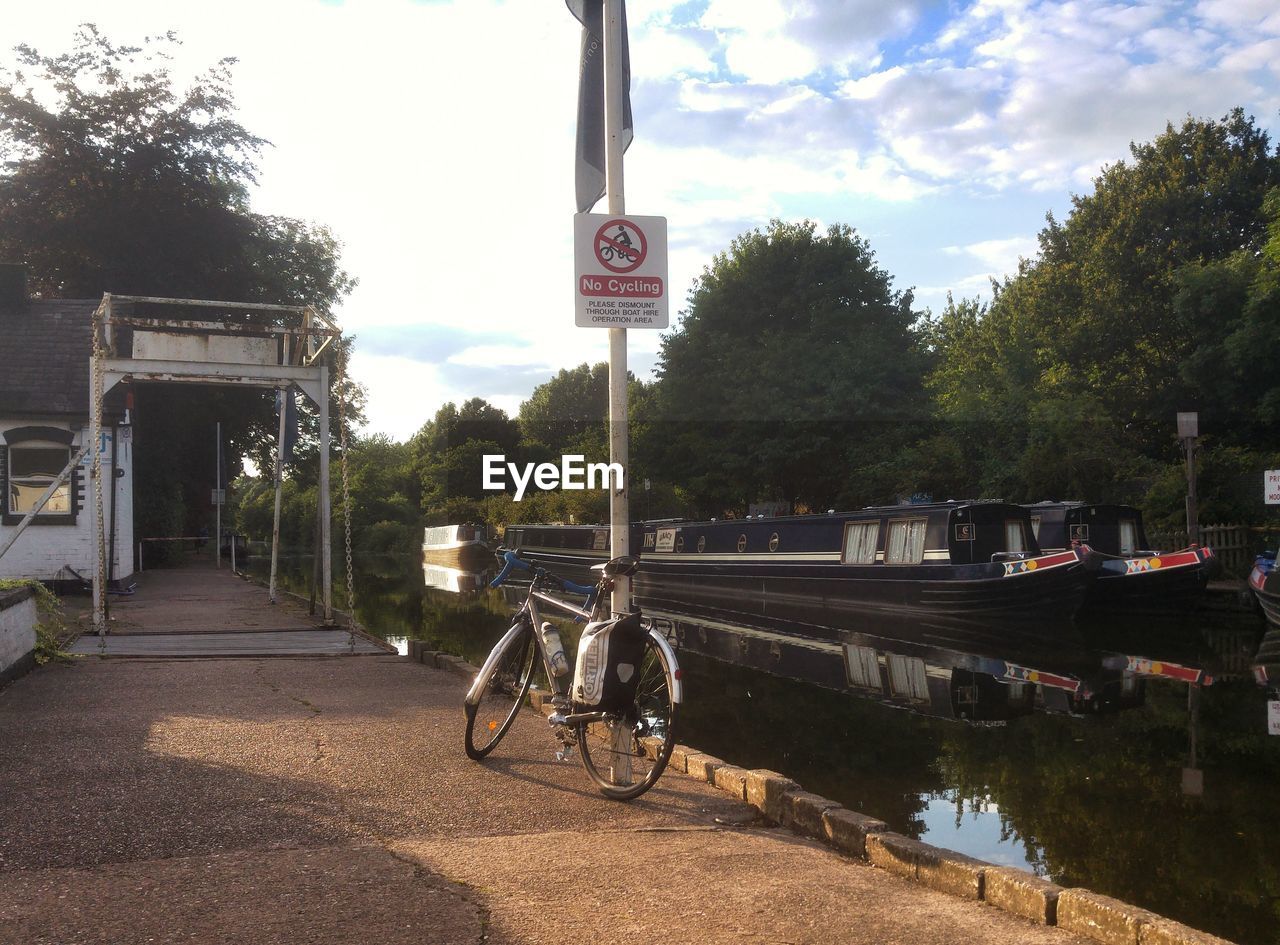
555, 746, 575, 762
547, 711, 568, 726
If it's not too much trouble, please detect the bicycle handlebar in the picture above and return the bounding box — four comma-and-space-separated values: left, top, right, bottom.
490, 550, 598, 602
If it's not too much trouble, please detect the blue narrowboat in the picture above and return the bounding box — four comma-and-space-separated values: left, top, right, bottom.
502, 500, 1097, 625
1026, 502, 1215, 611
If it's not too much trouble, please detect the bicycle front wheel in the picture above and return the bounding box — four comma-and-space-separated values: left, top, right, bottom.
465, 623, 538, 760
576, 631, 678, 800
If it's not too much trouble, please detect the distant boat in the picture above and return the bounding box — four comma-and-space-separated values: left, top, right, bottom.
422, 523, 488, 555
1026, 502, 1214, 612
1250, 551, 1278, 628
503, 501, 1098, 624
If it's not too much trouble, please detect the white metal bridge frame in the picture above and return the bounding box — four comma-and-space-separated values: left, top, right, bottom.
87, 293, 343, 635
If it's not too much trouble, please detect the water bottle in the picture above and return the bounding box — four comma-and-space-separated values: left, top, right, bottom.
541, 622, 570, 676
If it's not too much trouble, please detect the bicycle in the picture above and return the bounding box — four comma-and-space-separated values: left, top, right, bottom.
463, 549, 681, 800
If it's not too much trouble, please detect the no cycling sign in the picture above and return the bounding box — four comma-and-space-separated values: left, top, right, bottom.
574, 213, 669, 329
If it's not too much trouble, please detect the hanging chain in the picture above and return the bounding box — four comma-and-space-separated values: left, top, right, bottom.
335, 349, 356, 646
90, 306, 107, 642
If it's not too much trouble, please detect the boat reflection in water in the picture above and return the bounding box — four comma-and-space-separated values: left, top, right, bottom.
644, 603, 1234, 724
422, 560, 491, 596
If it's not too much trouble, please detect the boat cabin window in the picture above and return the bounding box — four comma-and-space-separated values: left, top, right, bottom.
887, 654, 929, 701
1004, 520, 1026, 553
842, 521, 879, 564
885, 518, 926, 564
844, 645, 881, 690
1119, 519, 1137, 556
1029, 515, 1041, 540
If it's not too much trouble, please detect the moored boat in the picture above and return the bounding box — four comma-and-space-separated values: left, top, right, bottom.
422, 523, 488, 555
503, 501, 1098, 624
1026, 501, 1214, 612
1249, 552, 1279, 627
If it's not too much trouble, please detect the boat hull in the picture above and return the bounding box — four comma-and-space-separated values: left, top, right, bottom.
1251, 563, 1280, 628
1083, 547, 1215, 613
510, 542, 1093, 626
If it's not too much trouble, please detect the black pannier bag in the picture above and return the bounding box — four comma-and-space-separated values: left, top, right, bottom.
572, 612, 647, 713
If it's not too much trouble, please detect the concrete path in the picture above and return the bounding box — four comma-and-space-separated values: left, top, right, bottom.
0, 654, 1092, 945
72, 565, 387, 657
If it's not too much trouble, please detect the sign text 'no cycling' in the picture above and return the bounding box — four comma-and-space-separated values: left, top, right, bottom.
574, 213, 669, 328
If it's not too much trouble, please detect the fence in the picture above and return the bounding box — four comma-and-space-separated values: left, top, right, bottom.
1147, 523, 1262, 578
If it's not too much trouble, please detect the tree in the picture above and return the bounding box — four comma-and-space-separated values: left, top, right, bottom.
653, 220, 928, 514
926, 110, 1280, 508
0, 27, 358, 539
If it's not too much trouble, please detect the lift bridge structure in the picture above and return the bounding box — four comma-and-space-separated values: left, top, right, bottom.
83, 294, 344, 635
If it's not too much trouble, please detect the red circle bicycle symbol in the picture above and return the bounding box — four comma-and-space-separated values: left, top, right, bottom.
594, 220, 647, 273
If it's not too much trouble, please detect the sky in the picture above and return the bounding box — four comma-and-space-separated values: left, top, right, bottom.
5, 0, 1280, 440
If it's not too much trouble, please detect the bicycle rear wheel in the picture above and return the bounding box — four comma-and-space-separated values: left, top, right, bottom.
464, 623, 538, 760
576, 631, 678, 800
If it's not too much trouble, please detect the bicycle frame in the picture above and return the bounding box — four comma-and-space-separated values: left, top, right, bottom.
463, 576, 683, 712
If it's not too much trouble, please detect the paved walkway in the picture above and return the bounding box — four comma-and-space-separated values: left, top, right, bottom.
0, 653, 1093, 945
69, 566, 387, 657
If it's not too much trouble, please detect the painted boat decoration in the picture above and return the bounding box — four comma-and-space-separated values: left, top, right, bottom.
503, 501, 1098, 624
1249, 552, 1279, 628
1026, 502, 1214, 611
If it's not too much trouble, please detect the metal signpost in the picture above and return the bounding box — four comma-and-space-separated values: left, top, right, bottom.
571, 0, 669, 615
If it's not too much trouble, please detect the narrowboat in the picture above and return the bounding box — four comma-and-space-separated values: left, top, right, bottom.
502, 501, 1097, 625
1026, 502, 1214, 611
422, 523, 488, 553
1249, 552, 1279, 627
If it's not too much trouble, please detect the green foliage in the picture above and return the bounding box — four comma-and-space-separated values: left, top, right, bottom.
927, 110, 1280, 513
653, 220, 928, 514
0, 26, 359, 538
0, 579, 71, 663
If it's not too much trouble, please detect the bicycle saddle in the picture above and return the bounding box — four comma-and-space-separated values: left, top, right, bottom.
591, 555, 639, 577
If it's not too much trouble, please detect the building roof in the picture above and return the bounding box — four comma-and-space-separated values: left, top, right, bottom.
0, 298, 99, 417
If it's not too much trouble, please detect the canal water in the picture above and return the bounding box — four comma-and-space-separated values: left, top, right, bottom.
251, 553, 1280, 945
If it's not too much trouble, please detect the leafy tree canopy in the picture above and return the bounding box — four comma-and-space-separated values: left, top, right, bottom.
0, 26, 358, 538
654, 219, 928, 514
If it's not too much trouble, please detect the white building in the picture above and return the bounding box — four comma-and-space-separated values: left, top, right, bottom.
0, 265, 134, 585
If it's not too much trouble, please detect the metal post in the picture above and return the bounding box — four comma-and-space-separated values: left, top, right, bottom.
269, 387, 288, 604
231, 533, 237, 573
318, 365, 333, 623
90, 356, 105, 634
1178, 412, 1200, 546
603, 0, 633, 784
604, 0, 630, 617
215, 421, 222, 569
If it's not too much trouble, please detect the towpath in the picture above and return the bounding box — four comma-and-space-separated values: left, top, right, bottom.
0, 568, 1093, 945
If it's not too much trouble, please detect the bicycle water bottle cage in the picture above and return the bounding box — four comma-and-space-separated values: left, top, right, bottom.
592, 555, 639, 578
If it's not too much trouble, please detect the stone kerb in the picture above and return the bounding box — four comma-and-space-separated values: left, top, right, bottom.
0, 583, 38, 685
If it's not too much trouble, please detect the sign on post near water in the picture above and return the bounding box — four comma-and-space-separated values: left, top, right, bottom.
574, 212, 668, 328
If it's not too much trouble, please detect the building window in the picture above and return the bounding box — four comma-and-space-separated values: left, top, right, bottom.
885, 518, 926, 564
9, 444, 72, 514
1, 426, 79, 526
842, 521, 879, 564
